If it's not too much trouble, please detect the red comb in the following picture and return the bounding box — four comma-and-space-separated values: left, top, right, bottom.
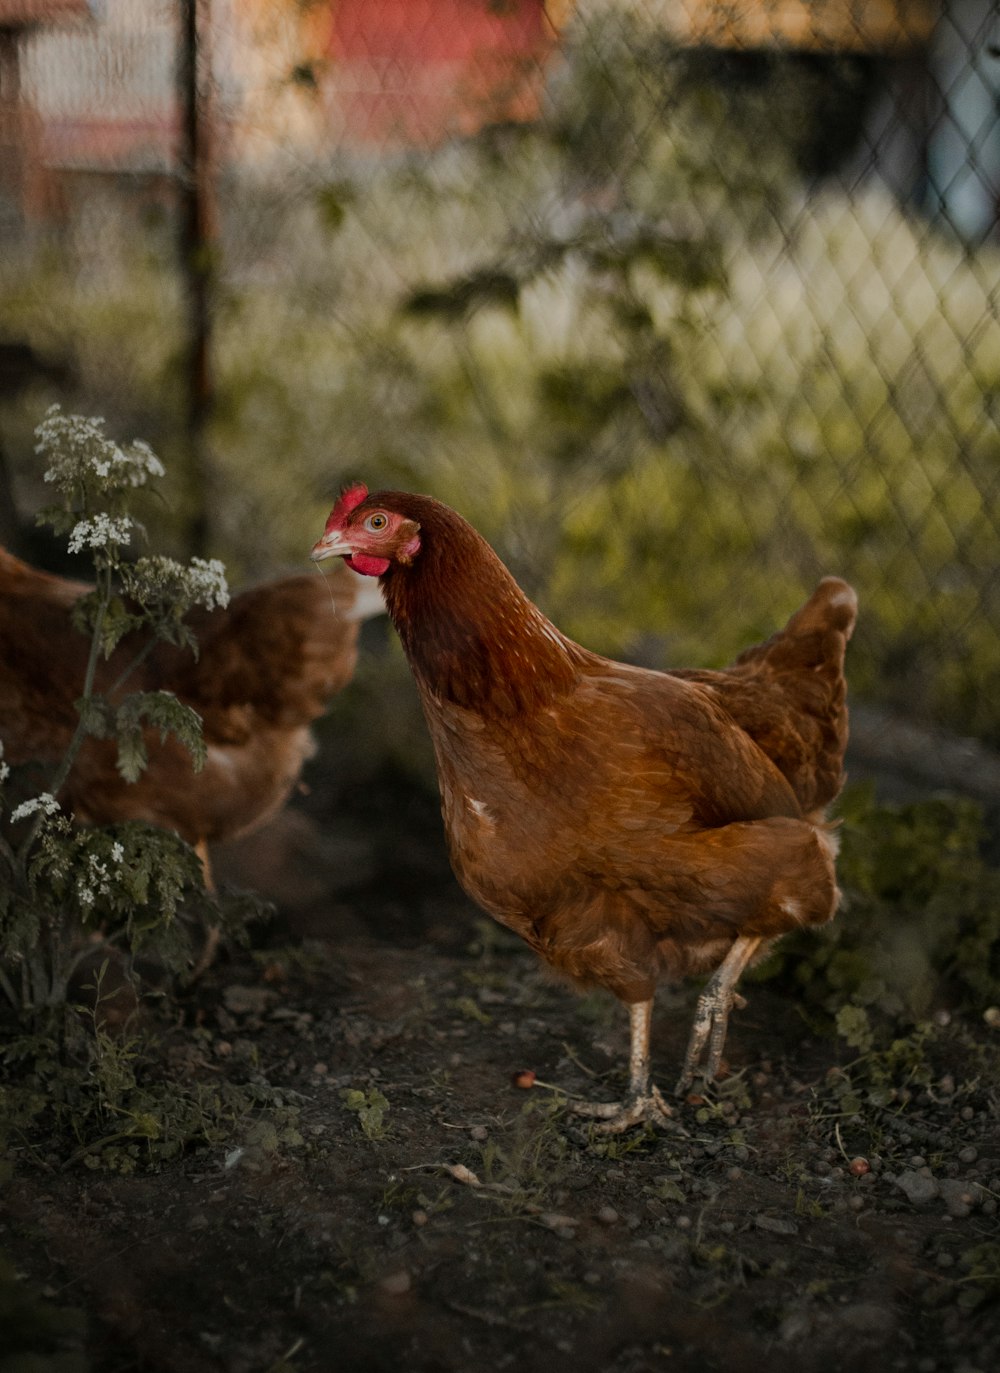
325, 483, 368, 533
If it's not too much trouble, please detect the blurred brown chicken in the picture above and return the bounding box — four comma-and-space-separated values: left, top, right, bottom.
0, 545, 384, 896
312, 486, 856, 1132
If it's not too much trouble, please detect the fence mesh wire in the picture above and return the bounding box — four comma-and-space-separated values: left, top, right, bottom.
1, 0, 999, 807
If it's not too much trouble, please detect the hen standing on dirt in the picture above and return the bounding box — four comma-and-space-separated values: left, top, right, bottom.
312, 486, 856, 1132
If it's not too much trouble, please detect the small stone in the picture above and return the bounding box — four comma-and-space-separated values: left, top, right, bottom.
411, 1209, 429, 1227
895, 1171, 940, 1206
909, 1155, 927, 1169
958, 1146, 978, 1164
676, 1215, 692, 1230
539, 1213, 577, 1238
983, 1006, 1000, 1029
469, 1125, 488, 1142
849, 1157, 870, 1177
378, 1270, 412, 1296
939, 1179, 980, 1218
596, 1205, 619, 1226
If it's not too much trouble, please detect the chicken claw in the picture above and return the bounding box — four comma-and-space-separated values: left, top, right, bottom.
675, 934, 762, 1094
571, 1084, 673, 1135
570, 1000, 673, 1133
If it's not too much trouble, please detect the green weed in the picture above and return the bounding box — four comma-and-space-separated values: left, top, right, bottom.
341, 1087, 391, 1141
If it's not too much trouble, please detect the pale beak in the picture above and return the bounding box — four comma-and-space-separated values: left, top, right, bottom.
310, 529, 354, 562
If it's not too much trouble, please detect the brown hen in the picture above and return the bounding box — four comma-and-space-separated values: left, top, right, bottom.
0, 544, 384, 885
311, 486, 856, 1131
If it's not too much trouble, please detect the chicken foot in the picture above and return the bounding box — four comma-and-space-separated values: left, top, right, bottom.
571, 999, 673, 1133
675, 934, 762, 1094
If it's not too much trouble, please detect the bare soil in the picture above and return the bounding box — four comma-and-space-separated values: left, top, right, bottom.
3, 777, 999, 1373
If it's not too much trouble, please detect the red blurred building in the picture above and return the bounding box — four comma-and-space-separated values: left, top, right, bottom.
321, 0, 565, 146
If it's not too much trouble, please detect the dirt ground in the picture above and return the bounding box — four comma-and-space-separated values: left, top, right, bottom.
3, 776, 999, 1373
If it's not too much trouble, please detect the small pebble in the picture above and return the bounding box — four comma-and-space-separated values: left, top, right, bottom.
849, 1157, 870, 1177
411, 1210, 429, 1227
848, 1195, 865, 1213
378, 1270, 412, 1296
676, 1215, 692, 1230
469, 1125, 488, 1142
958, 1146, 978, 1164
895, 1171, 940, 1206
596, 1205, 619, 1226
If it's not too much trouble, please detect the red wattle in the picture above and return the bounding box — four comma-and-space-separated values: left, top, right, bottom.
345, 553, 390, 577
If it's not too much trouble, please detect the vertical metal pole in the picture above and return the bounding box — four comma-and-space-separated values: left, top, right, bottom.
178, 0, 215, 556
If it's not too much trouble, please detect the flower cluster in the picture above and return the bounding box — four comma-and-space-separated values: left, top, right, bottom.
187, 557, 230, 611
0, 740, 8, 787
76, 843, 126, 909
36, 406, 165, 499
67, 514, 135, 555
10, 793, 61, 823
124, 554, 230, 614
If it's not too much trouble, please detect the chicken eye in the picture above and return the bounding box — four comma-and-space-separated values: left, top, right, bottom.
365, 513, 388, 533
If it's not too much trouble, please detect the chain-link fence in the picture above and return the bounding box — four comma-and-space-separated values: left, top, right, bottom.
1, 0, 999, 812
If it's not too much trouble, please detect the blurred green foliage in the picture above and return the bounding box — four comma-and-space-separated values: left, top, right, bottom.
1, 11, 998, 750
761, 786, 1000, 1021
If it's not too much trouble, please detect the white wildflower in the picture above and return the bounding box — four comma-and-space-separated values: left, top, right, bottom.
36, 406, 164, 493
127, 439, 166, 483
77, 884, 95, 908
0, 738, 8, 785
10, 793, 61, 823
124, 554, 230, 612
187, 557, 230, 610
67, 514, 134, 554
110, 841, 125, 864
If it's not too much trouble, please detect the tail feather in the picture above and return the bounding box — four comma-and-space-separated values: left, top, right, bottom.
735, 577, 856, 678
673, 577, 857, 815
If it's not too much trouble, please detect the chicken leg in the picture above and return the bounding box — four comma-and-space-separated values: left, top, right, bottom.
675, 934, 761, 1094
571, 999, 673, 1134
187, 838, 220, 981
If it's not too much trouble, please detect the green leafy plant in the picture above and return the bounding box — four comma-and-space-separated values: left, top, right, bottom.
0, 408, 231, 1017
341, 1087, 391, 1140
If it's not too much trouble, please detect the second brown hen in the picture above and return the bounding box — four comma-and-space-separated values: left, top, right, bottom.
0, 546, 384, 887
